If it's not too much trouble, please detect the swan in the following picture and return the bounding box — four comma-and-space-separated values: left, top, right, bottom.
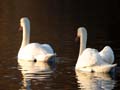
75, 27, 116, 73
18, 17, 56, 61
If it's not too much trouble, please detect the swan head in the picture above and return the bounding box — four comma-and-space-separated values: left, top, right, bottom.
75, 27, 87, 42
20, 17, 30, 31
77, 27, 87, 38
76, 27, 87, 55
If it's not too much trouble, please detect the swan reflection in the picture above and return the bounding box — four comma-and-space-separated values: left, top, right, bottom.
75, 70, 115, 90
18, 58, 55, 90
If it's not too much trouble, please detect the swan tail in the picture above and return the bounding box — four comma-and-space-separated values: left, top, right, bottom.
92, 64, 117, 73
45, 53, 56, 60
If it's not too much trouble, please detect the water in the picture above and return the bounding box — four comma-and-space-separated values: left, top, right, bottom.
0, 0, 120, 90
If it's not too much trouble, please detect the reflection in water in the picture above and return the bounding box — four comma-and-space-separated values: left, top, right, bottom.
18, 58, 55, 90
75, 70, 115, 90
0, 1, 119, 90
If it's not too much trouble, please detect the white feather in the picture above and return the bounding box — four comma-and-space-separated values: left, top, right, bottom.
99, 46, 114, 64
75, 27, 116, 73
18, 17, 55, 61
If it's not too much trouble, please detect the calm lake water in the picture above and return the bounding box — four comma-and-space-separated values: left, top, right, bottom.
0, 0, 120, 90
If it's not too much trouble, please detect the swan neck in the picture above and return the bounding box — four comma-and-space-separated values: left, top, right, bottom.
20, 24, 30, 49
79, 30, 87, 55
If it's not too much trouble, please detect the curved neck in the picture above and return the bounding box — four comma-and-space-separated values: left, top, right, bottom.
79, 30, 87, 55
20, 23, 30, 49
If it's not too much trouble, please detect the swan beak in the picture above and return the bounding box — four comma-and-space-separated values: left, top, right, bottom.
18, 25, 23, 31
75, 36, 79, 42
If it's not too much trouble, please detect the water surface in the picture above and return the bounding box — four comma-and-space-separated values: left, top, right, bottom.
0, 0, 120, 90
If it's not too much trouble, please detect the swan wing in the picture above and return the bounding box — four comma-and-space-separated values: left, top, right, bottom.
18, 43, 55, 61
99, 46, 114, 64
18, 43, 45, 60
41, 44, 54, 54
76, 48, 100, 68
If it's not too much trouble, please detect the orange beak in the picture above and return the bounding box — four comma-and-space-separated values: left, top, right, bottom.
18, 25, 23, 31
75, 36, 79, 42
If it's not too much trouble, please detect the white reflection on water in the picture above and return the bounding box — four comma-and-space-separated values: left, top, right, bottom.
75, 70, 115, 90
18, 58, 55, 90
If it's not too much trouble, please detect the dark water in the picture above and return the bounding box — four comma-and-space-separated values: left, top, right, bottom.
0, 0, 120, 90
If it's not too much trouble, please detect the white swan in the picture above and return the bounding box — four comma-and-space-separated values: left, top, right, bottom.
18, 17, 56, 61
75, 27, 116, 73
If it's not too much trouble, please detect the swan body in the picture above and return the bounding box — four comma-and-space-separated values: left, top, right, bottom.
18, 17, 55, 61
75, 27, 116, 73
18, 43, 55, 61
